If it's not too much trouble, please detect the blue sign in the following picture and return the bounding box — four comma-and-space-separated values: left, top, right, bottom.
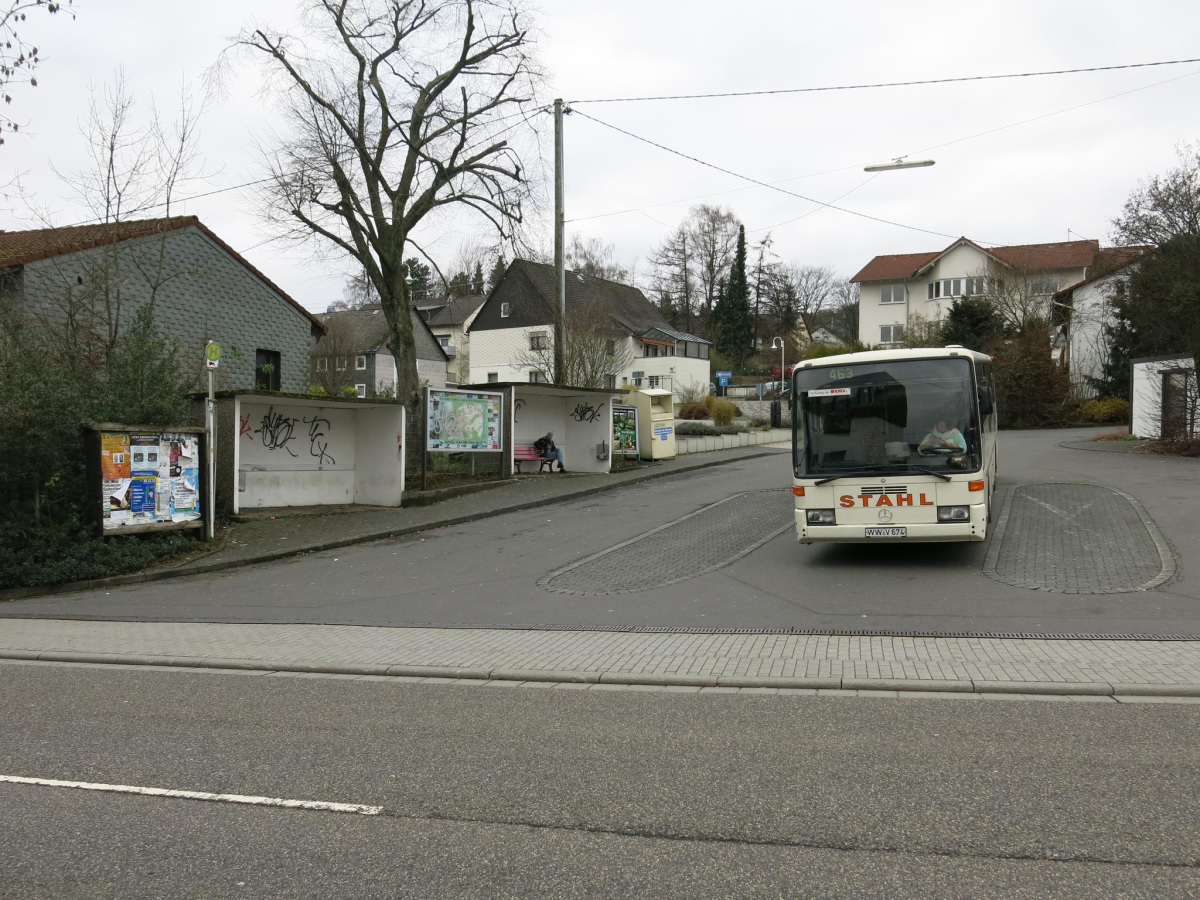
716, 370, 732, 387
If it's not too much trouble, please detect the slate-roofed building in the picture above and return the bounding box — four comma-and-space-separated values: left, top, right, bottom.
313, 303, 449, 397
417, 293, 488, 383
0, 216, 324, 392
467, 258, 710, 393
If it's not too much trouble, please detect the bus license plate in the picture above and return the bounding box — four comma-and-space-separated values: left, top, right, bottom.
864, 527, 906, 538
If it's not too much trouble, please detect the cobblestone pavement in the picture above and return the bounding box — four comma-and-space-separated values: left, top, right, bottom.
540, 490, 793, 594
986, 483, 1174, 593
2, 619, 1199, 697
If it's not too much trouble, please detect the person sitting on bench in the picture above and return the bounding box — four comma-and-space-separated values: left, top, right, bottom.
534, 431, 566, 472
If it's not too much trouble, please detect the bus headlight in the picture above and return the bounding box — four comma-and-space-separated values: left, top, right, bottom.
937, 506, 970, 522
806, 509, 836, 525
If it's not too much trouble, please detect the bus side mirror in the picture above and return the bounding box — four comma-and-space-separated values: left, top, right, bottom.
979, 391, 993, 417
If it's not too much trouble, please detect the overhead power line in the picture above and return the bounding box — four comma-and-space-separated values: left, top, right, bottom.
568, 57, 1200, 104
570, 109, 962, 241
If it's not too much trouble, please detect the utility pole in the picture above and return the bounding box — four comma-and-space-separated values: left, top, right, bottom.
553, 98, 566, 385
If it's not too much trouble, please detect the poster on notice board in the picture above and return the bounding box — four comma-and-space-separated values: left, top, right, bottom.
98, 429, 202, 531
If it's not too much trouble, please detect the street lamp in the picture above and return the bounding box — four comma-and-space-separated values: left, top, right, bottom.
864, 158, 935, 172
770, 336, 785, 394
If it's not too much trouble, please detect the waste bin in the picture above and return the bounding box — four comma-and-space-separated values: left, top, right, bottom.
633, 388, 676, 460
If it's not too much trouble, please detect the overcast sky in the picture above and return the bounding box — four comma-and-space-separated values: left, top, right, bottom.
3, 0, 1197, 312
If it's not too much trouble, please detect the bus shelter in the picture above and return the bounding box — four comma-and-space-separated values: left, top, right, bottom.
460, 383, 623, 476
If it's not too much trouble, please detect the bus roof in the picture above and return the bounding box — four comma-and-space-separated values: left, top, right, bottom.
795, 346, 991, 369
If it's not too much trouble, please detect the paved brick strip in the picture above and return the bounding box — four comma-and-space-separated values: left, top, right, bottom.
2, 620, 1199, 697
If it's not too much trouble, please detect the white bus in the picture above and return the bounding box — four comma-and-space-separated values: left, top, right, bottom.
791, 346, 998, 543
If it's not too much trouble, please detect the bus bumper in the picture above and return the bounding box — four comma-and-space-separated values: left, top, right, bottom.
796, 506, 987, 543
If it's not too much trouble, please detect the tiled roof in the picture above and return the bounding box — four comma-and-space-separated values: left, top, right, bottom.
0, 217, 194, 267
852, 238, 1105, 283
989, 240, 1099, 270
1055, 245, 1155, 296
0, 215, 325, 332
850, 251, 941, 283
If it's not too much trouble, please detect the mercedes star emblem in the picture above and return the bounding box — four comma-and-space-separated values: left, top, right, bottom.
878, 508, 894, 523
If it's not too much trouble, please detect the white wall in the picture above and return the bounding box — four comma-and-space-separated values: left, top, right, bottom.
1132, 356, 1195, 439
470, 326, 542, 383
1067, 277, 1119, 400
234, 397, 404, 510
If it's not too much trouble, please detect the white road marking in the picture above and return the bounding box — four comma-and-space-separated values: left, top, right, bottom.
0, 774, 383, 816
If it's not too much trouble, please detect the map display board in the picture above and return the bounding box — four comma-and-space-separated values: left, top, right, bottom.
427, 389, 504, 452
612, 405, 639, 455
98, 429, 202, 531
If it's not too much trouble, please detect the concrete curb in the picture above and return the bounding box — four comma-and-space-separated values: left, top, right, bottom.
0, 448, 780, 602
6, 650, 1200, 698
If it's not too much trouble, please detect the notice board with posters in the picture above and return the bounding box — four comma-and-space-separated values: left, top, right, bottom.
612, 405, 639, 456
87, 425, 206, 534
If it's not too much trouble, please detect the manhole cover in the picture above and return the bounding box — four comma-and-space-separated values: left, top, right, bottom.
539, 490, 793, 595
985, 483, 1173, 594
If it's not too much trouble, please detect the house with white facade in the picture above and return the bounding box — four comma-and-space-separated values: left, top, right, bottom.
467, 259, 711, 394
1051, 246, 1154, 398
418, 293, 487, 384
852, 237, 1155, 396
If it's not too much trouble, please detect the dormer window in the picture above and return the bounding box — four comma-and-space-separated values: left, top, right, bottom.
500, 302, 511, 318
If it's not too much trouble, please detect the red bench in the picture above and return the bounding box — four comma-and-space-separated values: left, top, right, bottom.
514, 445, 556, 474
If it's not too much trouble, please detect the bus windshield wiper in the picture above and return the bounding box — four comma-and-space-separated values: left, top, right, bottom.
813, 464, 951, 485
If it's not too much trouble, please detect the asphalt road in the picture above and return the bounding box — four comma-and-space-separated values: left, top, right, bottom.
1, 663, 1198, 898
2, 428, 1197, 635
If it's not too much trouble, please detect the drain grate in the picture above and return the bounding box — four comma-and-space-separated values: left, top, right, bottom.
386, 621, 1200, 641
538, 490, 793, 595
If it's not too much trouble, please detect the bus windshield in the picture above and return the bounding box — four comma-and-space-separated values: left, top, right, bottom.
794, 357, 980, 478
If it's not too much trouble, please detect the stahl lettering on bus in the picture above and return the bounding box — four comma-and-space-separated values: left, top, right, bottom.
839, 493, 934, 508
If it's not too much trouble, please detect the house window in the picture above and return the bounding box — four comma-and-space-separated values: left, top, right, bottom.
880, 284, 905, 304
355, 384, 367, 398
355, 355, 367, 370
530, 370, 548, 384
529, 331, 548, 351
648, 375, 661, 388
316, 358, 328, 372
255, 349, 281, 391
500, 302, 511, 318
487, 372, 498, 383
880, 324, 904, 345
336, 357, 347, 371
605, 339, 615, 356
605, 374, 617, 390
928, 278, 965, 300
438, 336, 450, 348
1030, 278, 1059, 295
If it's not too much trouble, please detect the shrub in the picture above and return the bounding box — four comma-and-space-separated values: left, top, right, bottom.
674, 422, 746, 436
1079, 396, 1131, 424
703, 393, 717, 413
677, 402, 710, 420
710, 399, 737, 426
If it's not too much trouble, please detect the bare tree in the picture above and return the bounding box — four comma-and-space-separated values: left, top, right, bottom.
686, 204, 739, 329
1112, 141, 1200, 246
783, 263, 837, 334
648, 224, 695, 332
565, 233, 631, 283
233, 0, 542, 408
974, 263, 1055, 334
0, 0, 73, 144
900, 313, 944, 349
826, 279, 860, 345
510, 297, 634, 389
